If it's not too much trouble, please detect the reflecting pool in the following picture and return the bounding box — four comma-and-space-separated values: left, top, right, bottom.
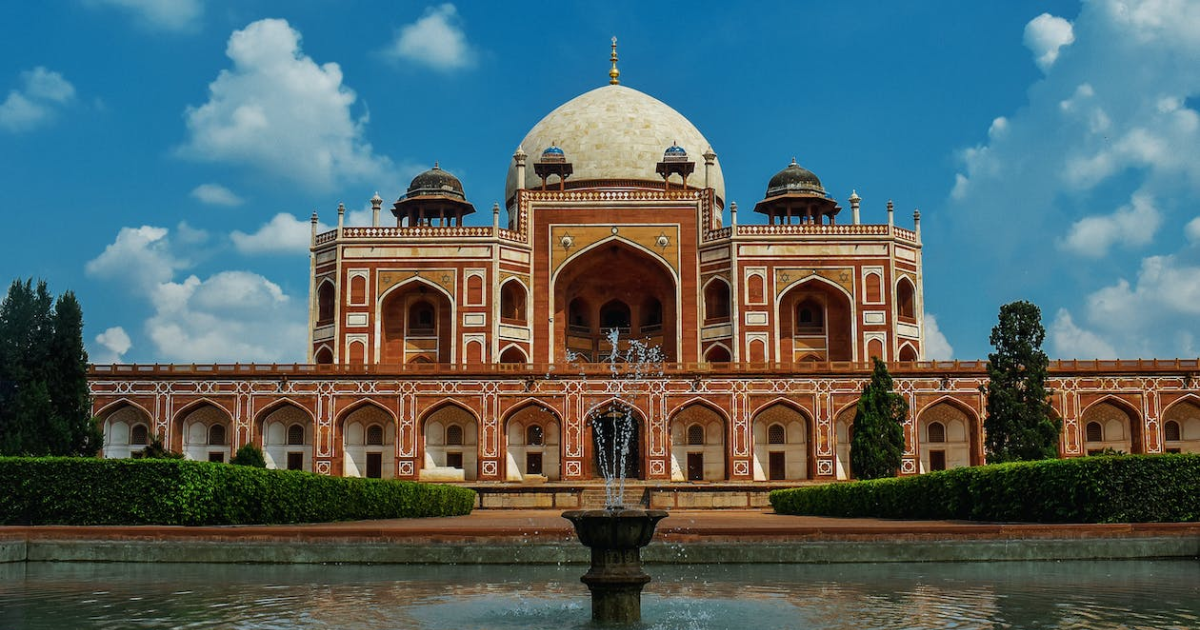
1, 560, 1197, 629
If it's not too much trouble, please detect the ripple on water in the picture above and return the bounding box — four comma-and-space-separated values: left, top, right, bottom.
0, 560, 1196, 630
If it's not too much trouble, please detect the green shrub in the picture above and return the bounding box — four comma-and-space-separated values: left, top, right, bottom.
769, 454, 1200, 523
230, 443, 266, 468
0, 457, 476, 526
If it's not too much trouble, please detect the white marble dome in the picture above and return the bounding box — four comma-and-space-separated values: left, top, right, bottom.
505, 85, 724, 206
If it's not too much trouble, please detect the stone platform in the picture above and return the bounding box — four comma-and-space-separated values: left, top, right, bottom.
465, 481, 818, 510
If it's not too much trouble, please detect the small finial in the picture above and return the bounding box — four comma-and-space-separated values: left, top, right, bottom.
310, 209, 318, 223
790, 157, 797, 166
492, 202, 500, 214
887, 199, 894, 211
609, 37, 620, 85
337, 202, 345, 214
849, 189, 860, 202
371, 191, 382, 204
434, 160, 440, 170
913, 208, 921, 221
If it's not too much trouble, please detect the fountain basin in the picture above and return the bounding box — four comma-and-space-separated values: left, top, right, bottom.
562, 508, 668, 624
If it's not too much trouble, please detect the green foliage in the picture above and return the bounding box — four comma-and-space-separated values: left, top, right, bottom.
770, 454, 1200, 523
983, 300, 1060, 462
849, 357, 908, 480
0, 457, 476, 525
0, 279, 102, 456
231, 443, 267, 468
141, 433, 185, 459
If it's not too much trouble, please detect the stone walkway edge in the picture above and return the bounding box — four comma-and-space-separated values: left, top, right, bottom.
2, 510, 1198, 565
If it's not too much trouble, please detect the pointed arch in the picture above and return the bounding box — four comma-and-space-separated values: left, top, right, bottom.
313, 344, 334, 365
499, 277, 529, 323
172, 398, 234, 462
98, 399, 155, 459
897, 342, 919, 362
316, 278, 336, 325
916, 396, 981, 470
704, 342, 732, 363
1161, 396, 1200, 453
702, 275, 731, 323
339, 399, 397, 479
377, 276, 455, 365
1081, 395, 1143, 454
498, 344, 528, 364
420, 399, 480, 481
751, 399, 813, 480
255, 398, 314, 471
777, 275, 856, 363
896, 276, 916, 321
669, 400, 728, 481
502, 400, 563, 481
583, 397, 646, 480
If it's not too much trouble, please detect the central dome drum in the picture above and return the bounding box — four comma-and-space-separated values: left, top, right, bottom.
505, 85, 724, 206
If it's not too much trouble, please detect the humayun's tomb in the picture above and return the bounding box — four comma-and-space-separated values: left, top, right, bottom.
90, 44, 1200, 495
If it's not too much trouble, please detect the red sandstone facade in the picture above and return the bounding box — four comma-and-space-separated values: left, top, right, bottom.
91, 75, 1200, 482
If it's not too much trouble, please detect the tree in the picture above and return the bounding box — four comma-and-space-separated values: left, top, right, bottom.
231, 443, 267, 468
0, 279, 102, 456
982, 300, 1060, 462
850, 357, 908, 480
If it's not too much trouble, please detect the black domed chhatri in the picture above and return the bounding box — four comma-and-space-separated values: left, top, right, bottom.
392, 162, 475, 226
765, 157, 826, 199
404, 163, 466, 201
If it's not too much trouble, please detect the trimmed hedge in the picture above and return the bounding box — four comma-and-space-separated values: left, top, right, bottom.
0, 457, 476, 526
770, 454, 1200, 523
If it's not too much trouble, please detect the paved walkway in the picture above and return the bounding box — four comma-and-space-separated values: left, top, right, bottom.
5, 509, 1200, 544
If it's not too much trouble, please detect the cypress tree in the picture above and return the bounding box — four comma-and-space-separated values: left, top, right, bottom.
0, 279, 100, 456
982, 300, 1060, 462
850, 357, 908, 480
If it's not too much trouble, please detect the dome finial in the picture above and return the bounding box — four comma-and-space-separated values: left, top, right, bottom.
609, 37, 620, 85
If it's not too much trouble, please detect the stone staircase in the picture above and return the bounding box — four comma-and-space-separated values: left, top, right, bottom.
579, 484, 649, 509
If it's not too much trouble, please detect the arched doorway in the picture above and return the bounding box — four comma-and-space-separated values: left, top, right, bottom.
834, 405, 856, 480
752, 402, 810, 480
670, 404, 726, 481
917, 402, 975, 472
422, 403, 478, 481
1082, 400, 1140, 455
259, 403, 313, 471
555, 241, 677, 362
588, 403, 643, 480
504, 404, 561, 481
778, 278, 853, 362
1162, 400, 1200, 453
341, 404, 395, 478
177, 402, 232, 463
100, 403, 152, 459
380, 280, 453, 364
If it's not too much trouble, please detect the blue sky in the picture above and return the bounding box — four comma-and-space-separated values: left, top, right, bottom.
3, 1, 1199, 364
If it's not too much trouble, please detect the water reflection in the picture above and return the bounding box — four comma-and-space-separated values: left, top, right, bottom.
0, 560, 1197, 629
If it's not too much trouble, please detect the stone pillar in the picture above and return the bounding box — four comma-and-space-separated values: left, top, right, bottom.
849, 190, 861, 225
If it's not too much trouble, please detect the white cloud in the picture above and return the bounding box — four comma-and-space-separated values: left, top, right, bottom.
88, 224, 308, 362
179, 18, 394, 190
92, 326, 133, 364
191, 183, 244, 206
922, 313, 954, 360
1060, 191, 1161, 257
1049, 309, 1118, 359
385, 4, 475, 71
1024, 13, 1075, 72
85, 225, 188, 291
88, 0, 203, 32
231, 212, 317, 255
147, 272, 306, 363
0, 67, 75, 132
1186, 216, 1200, 243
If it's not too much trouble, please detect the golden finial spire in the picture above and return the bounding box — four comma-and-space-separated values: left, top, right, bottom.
609, 36, 620, 85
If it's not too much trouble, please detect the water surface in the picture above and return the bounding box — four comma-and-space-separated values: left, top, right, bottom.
1, 560, 1197, 629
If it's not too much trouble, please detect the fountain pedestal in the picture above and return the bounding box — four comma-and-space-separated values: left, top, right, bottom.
562, 508, 668, 624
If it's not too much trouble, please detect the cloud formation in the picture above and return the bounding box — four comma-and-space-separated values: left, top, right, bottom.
0, 67, 75, 133
1059, 191, 1160, 257
179, 19, 394, 190
949, 0, 1200, 359
231, 212, 318, 255
385, 4, 475, 71
92, 326, 132, 364
923, 313, 954, 360
1024, 13, 1075, 71
88, 0, 202, 32
190, 183, 244, 206
87, 223, 308, 362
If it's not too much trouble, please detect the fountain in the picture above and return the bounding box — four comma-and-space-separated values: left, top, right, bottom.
562, 330, 669, 624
